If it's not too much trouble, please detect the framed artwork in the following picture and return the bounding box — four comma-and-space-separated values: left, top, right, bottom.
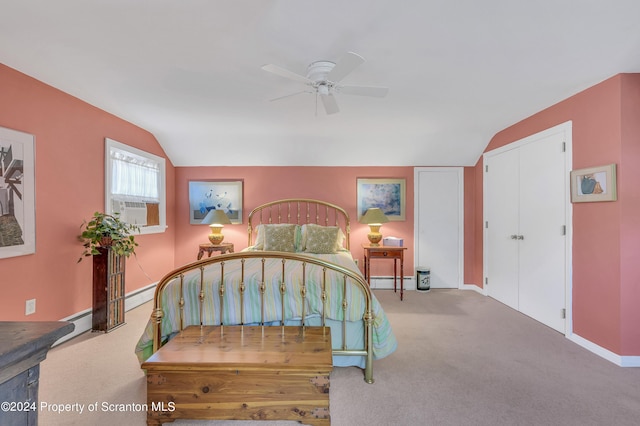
357, 178, 406, 221
188, 180, 243, 224
0, 126, 35, 259
570, 164, 617, 203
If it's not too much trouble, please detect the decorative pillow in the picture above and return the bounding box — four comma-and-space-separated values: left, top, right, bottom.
304, 225, 340, 254
302, 224, 346, 252
263, 224, 300, 252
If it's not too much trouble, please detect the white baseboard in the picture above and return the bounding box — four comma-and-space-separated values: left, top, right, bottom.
54, 282, 157, 346
620, 356, 640, 367
125, 282, 157, 311
461, 283, 485, 294
568, 332, 640, 367
369, 276, 472, 291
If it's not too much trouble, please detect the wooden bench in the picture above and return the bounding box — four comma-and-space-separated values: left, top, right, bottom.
142, 325, 333, 425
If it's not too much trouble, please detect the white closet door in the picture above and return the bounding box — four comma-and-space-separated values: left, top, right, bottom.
484, 123, 569, 334
518, 133, 566, 333
485, 148, 520, 308
415, 168, 463, 289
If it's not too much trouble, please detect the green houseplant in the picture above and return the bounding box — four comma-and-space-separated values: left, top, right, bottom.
78, 212, 139, 262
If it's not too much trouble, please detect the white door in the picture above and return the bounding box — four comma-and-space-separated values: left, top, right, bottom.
518, 133, 567, 333
485, 147, 520, 308
415, 168, 463, 289
484, 124, 569, 333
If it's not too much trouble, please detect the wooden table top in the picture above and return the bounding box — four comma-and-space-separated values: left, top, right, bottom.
0, 321, 75, 383
142, 325, 333, 371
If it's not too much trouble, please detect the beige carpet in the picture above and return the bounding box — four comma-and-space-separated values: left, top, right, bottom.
39, 289, 640, 426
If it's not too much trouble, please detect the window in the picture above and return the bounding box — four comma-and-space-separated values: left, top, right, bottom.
105, 138, 166, 234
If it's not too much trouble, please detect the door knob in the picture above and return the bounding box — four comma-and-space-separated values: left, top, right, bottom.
510, 235, 518, 239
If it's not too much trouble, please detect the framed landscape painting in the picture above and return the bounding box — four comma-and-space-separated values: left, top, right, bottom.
356, 178, 406, 221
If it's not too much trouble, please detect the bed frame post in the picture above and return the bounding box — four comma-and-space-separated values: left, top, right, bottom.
260, 258, 266, 325
151, 308, 163, 353
363, 309, 375, 384
240, 259, 246, 325
219, 261, 226, 326
280, 259, 286, 326
179, 275, 185, 332
198, 266, 205, 326
301, 262, 307, 327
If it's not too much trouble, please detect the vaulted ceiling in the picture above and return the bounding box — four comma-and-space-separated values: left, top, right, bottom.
1, 1, 639, 166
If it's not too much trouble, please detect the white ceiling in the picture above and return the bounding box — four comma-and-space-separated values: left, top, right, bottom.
1, 1, 639, 167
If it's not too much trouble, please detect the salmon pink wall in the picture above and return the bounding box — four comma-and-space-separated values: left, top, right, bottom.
473, 74, 640, 356
174, 167, 414, 276
0, 64, 176, 321
619, 74, 640, 354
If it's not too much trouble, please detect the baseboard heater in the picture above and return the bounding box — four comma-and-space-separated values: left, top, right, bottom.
368, 276, 414, 290
54, 282, 157, 346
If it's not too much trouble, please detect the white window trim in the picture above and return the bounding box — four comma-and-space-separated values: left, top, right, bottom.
105, 138, 167, 235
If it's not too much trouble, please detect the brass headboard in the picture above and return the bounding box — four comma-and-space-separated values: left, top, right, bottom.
247, 198, 351, 250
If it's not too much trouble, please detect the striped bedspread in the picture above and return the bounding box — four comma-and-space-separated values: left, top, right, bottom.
135, 251, 397, 366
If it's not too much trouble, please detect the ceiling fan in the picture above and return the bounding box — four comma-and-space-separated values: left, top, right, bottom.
261, 52, 389, 115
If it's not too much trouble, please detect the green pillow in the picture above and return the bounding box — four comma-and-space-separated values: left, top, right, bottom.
304, 225, 339, 254
263, 224, 299, 252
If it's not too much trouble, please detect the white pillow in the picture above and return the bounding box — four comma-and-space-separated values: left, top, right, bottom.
252, 224, 265, 250
335, 227, 346, 250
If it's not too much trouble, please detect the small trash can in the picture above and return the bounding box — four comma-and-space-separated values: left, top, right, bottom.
416, 267, 431, 292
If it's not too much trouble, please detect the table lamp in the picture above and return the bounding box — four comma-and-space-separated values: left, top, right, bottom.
359, 208, 389, 246
201, 209, 231, 244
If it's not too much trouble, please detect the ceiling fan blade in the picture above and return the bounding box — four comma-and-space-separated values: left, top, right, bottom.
320, 93, 339, 115
327, 52, 365, 83
261, 64, 312, 85
268, 90, 311, 102
338, 85, 389, 97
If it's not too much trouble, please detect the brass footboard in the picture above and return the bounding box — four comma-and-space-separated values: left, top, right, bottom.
150, 251, 376, 383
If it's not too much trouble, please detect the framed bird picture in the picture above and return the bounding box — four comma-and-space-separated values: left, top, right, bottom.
188, 180, 243, 224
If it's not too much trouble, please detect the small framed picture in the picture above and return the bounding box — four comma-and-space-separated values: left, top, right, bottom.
570, 164, 617, 203
356, 178, 406, 221
188, 180, 243, 224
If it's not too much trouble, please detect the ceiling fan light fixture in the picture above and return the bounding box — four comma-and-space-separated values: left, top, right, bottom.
318, 84, 330, 96
306, 61, 335, 82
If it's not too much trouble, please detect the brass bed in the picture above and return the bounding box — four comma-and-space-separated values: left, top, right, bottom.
135, 198, 397, 384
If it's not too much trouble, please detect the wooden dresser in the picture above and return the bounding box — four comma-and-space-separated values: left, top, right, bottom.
142, 325, 332, 425
0, 321, 74, 426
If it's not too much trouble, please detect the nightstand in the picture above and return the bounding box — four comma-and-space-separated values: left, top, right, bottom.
197, 242, 234, 260
362, 244, 408, 300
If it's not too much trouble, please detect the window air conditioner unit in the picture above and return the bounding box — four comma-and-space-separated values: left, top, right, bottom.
113, 200, 148, 226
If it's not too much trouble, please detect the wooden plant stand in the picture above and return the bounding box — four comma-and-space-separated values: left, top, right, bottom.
92, 247, 125, 332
